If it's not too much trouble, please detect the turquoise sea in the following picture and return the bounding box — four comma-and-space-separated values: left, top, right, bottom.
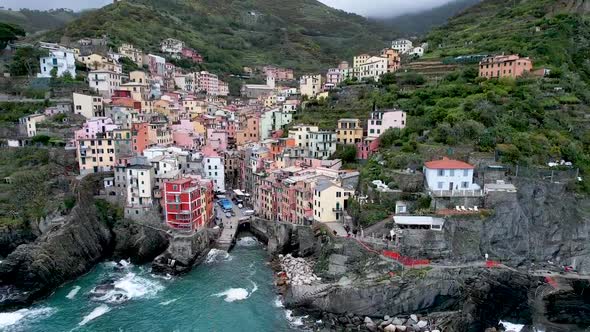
0, 236, 301, 332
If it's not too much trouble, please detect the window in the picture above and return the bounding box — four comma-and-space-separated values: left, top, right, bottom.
437, 182, 443, 189
450, 170, 455, 176
336, 192, 341, 198
462, 182, 469, 188
438, 169, 444, 176
463, 169, 468, 176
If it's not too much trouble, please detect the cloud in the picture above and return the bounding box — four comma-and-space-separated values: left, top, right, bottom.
0, 0, 111, 11
319, 0, 454, 17
1, 0, 453, 17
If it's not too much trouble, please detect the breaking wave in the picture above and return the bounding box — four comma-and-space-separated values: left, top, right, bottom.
78, 305, 110, 326
66, 286, 81, 300
213, 281, 258, 303
91, 272, 164, 304
236, 236, 258, 247
205, 249, 232, 264
285, 309, 307, 327
0, 307, 54, 330
213, 288, 250, 302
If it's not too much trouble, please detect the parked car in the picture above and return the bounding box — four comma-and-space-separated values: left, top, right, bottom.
225, 212, 232, 218
243, 210, 255, 216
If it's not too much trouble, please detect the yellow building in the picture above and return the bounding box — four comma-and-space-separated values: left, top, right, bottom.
337, 118, 363, 145
77, 131, 117, 176
264, 95, 277, 107
299, 75, 322, 98
77, 53, 122, 73
313, 181, 354, 223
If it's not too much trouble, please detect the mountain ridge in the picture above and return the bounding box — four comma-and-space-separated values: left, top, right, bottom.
41, 0, 395, 73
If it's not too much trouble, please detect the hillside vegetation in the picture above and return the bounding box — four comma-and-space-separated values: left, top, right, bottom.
44, 0, 393, 73
299, 0, 590, 193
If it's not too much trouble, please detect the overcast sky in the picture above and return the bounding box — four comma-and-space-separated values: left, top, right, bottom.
0, 0, 453, 17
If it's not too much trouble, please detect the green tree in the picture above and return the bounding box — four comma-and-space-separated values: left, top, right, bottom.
9, 47, 47, 77
0, 23, 25, 49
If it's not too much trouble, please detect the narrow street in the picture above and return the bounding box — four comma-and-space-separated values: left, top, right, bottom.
215, 203, 245, 251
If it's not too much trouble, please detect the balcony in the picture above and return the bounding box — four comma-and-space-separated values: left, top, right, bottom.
429, 189, 484, 198
333, 207, 344, 212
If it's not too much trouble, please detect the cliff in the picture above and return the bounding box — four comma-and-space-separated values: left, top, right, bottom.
0, 175, 113, 309
0, 175, 170, 309
398, 179, 590, 272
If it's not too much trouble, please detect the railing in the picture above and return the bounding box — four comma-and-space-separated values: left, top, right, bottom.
429, 189, 484, 197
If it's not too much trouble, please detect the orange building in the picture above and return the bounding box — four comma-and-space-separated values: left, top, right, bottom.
132, 122, 150, 155
236, 115, 260, 146
479, 54, 533, 79
380, 48, 402, 73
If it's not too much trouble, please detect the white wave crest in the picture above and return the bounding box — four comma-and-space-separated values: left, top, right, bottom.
66, 286, 81, 300
236, 236, 258, 247
205, 249, 232, 264
78, 305, 110, 326
499, 321, 525, 332
285, 310, 306, 327
159, 299, 178, 306
274, 296, 284, 308
112, 273, 164, 299
250, 281, 258, 295
213, 280, 258, 303
213, 288, 250, 302
92, 273, 164, 303
0, 307, 54, 329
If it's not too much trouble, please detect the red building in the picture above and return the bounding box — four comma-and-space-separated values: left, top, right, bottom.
163, 178, 204, 231
182, 47, 204, 63
356, 136, 380, 160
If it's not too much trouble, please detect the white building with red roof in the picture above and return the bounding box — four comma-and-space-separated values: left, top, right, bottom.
423, 157, 479, 192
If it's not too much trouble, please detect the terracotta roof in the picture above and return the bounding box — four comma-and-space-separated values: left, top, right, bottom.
424, 157, 474, 170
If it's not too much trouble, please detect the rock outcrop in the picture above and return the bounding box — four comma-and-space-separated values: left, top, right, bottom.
0, 175, 113, 309
112, 219, 170, 264
152, 228, 218, 275
0, 225, 36, 257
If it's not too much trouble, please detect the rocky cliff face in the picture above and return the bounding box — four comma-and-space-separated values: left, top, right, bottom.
0, 176, 113, 309
0, 225, 36, 257
398, 179, 590, 272
112, 219, 169, 264
0, 175, 171, 309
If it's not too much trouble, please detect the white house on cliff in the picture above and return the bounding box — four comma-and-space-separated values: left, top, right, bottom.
423, 158, 480, 193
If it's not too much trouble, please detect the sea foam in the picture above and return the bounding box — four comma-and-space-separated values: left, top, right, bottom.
78, 305, 110, 326
236, 236, 258, 247
205, 249, 232, 264
214, 288, 250, 302
0, 307, 54, 329
66, 286, 81, 300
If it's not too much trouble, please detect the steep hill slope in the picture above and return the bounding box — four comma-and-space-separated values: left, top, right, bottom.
379, 0, 482, 36
44, 0, 393, 73
0, 9, 82, 34
427, 0, 590, 81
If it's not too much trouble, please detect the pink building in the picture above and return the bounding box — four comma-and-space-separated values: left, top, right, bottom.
207, 129, 228, 151
173, 129, 202, 150
326, 68, 343, 86
75, 117, 118, 140
367, 108, 406, 138
356, 137, 380, 160
479, 54, 533, 79
197, 71, 219, 95
264, 66, 294, 81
